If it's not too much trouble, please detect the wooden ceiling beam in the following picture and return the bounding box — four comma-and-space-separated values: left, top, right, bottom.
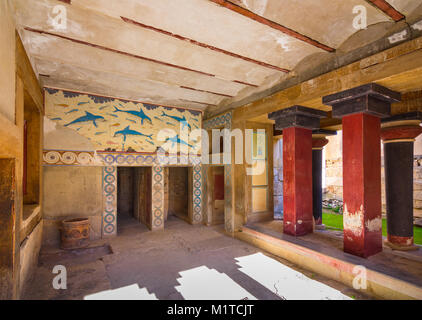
24, 27, 259, 88
209, 0, 335, 52
122, 16, 290, 73
365, 0, 405, 22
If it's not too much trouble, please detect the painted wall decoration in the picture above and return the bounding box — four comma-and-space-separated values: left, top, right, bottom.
192, 164, 203, 224
102, 166, 117, 237
45, 88, 202, 153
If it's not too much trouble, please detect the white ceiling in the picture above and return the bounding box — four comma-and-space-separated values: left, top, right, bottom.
12, 0, 422, 112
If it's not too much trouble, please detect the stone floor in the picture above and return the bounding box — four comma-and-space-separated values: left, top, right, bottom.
23, 216, 370, 300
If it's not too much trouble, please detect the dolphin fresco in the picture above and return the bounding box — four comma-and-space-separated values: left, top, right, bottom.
65, 108, 79, 115
114, 125, 153, 142
126, 118, 137, 124
114, 106, 152, 125
165, 135, 194, 149
161, 112, 191, 130
65, 111, 105, 128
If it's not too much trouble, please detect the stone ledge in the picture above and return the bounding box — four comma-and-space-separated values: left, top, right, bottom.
236, 226, 422, 300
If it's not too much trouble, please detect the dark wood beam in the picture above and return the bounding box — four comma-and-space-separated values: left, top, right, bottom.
365, 0, 405, 22
209, 0, 335, 52
122, 16, 290, 73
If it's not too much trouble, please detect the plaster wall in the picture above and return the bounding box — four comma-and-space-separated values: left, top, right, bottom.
0, 0, 16, 122
42, 166, 103, 247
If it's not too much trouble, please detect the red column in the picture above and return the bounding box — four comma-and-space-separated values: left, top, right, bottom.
323, 83, 400, 258
269, 105, 327, 237
342, 113, 382, 257
283, 127, 313, 236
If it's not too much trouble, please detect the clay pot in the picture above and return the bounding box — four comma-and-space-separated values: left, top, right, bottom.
60, 218, 90, 250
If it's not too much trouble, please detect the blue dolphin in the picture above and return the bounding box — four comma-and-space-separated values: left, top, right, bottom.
114, 125, 153, 142
165, 135, 195, 149
65, 111, 105, 128
161, 112, 191, 130
114, 106, 152, 125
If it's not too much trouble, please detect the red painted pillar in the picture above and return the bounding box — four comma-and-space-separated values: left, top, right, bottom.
324, 84, 400, 258
342, 113, 382, 257
283, 127, 313, 236
269, 106, 327, 236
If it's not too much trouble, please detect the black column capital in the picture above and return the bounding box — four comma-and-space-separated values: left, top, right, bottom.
268, 105, 327, 130
322, 83, 401, 119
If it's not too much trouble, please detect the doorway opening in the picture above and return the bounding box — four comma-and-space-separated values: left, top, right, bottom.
167, 167, 191, 223
210, 166, 225, 225
117, 167, 151, 232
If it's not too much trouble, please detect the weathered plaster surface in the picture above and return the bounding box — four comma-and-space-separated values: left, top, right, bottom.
343, 204, 364, 237
0, 1, 16, 122
42, 166, 103, 246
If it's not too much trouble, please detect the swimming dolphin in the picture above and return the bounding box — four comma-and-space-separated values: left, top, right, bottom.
65, 111, 105, 128
114, 125, 153, 142
165, 135, 194, 149
113, 106, 152, 125
161, 112, 191, 130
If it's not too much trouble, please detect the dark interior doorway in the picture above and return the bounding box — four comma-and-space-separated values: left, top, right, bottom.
212, 166, 225, 225
168, 167, 190, 223
117, 167, 152, 232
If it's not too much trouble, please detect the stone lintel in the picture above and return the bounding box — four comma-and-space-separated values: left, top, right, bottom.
322, 83, 401, 119
312, 129, 337, 137
269, 105, 327, 130
381, 111, 422, 124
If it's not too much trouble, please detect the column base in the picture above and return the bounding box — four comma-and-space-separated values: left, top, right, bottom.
315, 224, 326, 230
384, 239, 419, 251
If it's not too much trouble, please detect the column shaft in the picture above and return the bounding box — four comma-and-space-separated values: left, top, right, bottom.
283, 127, 313, 236
384, 141, 414, 246
312, 149, 323, 225
342, 113, 382, 257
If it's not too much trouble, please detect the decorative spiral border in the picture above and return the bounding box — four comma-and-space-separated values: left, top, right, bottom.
192, 164, 203, 223
224, 164, 234, 233
43, 150, 97, 165
151, 165, 164, 229
102, 166, 117, 236
44, 150, 202, 167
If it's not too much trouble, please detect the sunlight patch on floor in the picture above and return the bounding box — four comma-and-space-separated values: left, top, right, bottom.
84, 284, 158, 300
236, 253, 352, 300
175, 266, 257, 300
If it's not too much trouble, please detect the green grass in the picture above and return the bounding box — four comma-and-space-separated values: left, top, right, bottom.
322, 210, 422, 245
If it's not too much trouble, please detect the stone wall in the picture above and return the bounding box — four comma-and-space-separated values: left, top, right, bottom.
325, 131, 422, 218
